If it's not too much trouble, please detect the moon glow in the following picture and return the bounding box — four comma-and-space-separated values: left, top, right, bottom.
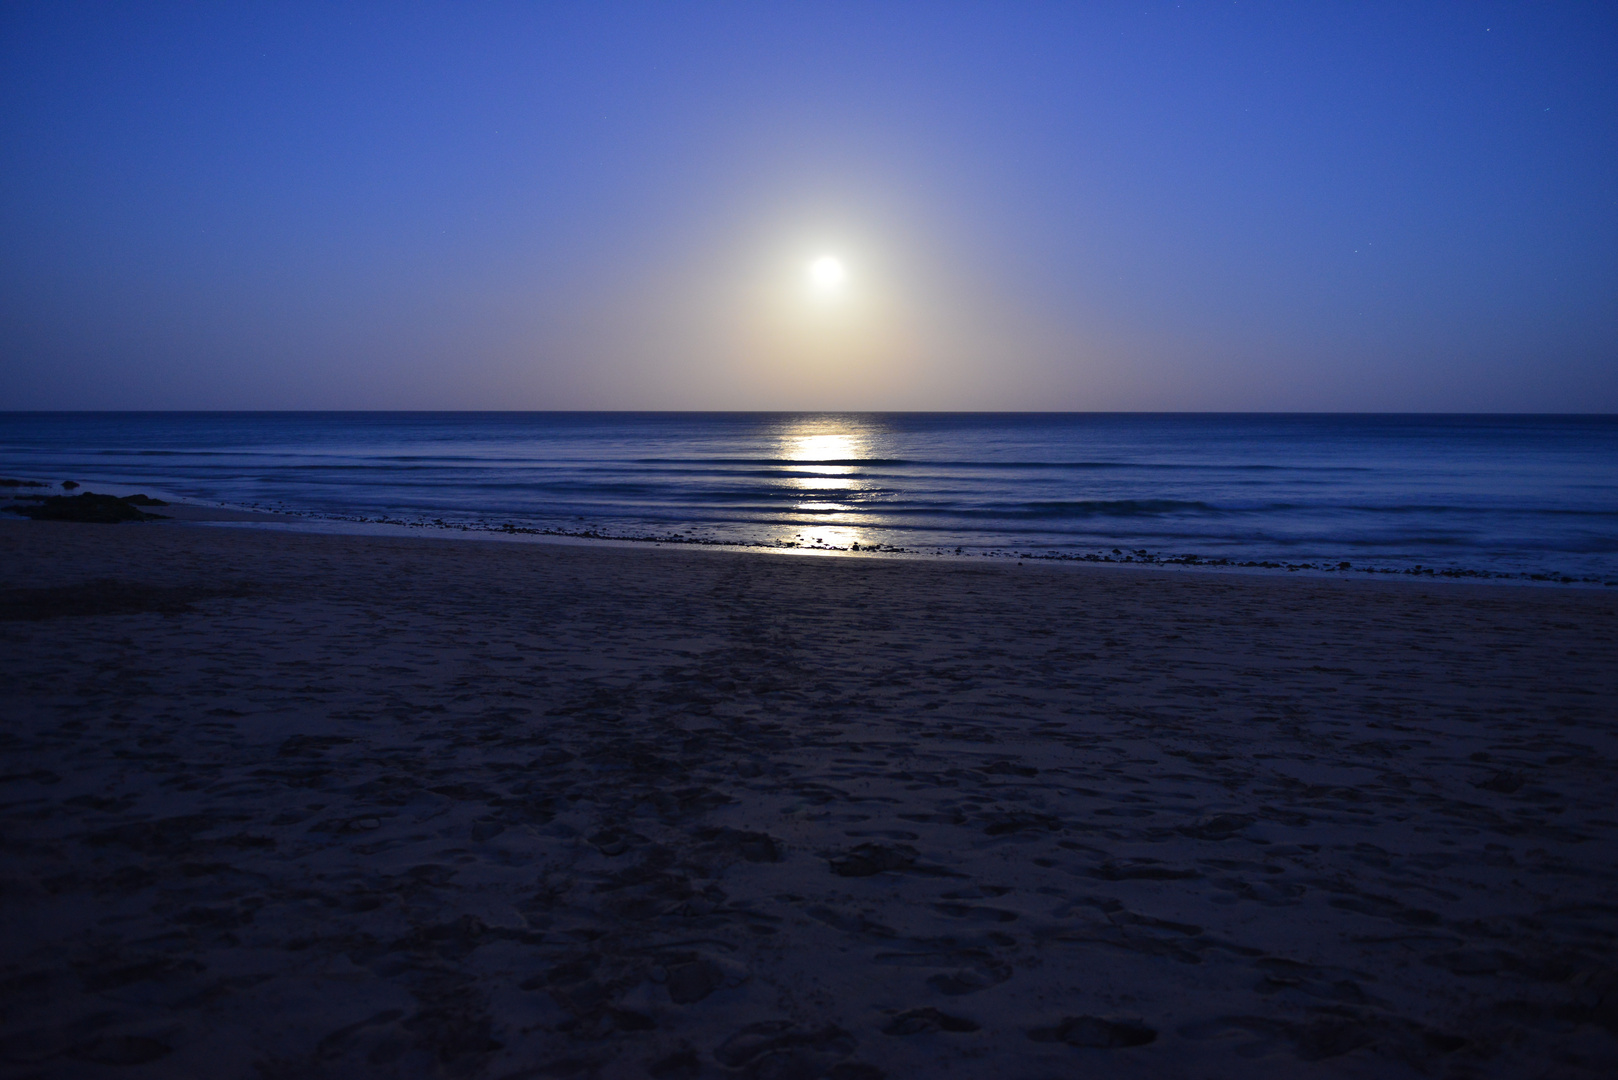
808, 256, 847, 290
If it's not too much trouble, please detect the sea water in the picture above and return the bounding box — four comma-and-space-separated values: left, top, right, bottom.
2, 412, 1615, 583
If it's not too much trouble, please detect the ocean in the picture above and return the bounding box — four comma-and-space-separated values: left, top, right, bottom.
2, 412, 1615, 584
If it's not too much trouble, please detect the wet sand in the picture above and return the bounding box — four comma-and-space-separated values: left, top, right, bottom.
1, 519, 1615, 1079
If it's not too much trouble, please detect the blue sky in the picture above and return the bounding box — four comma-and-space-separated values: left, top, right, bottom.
2, 2, 1614, 410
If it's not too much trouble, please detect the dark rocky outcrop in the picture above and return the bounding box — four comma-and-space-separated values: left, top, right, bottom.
4, 492, 167, 523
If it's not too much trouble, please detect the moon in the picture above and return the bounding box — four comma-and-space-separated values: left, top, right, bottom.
808, 256, 846, 290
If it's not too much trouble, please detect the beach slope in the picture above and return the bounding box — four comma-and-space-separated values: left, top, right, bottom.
1, 521, 1615, 1078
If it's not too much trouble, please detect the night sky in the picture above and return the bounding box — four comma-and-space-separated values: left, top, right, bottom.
3, 2, 1614, 411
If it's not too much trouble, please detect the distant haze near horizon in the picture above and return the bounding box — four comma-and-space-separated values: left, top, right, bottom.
3, 2, 1615, 413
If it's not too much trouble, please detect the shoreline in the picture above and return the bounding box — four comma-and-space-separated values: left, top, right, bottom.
5, 475, 1611, 588
5, 450, 1617, 589
2, 519, 1616, 1077
192, 515, 1618, 592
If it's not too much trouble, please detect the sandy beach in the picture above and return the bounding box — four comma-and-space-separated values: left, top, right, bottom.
2, 519, 1615, 1079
